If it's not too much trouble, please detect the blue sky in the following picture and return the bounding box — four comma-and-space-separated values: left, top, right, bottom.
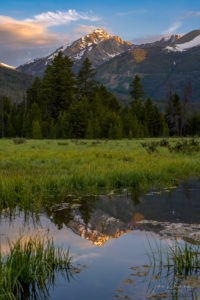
1, 0, 200, 65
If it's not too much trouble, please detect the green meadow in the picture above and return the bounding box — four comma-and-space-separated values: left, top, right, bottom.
0, 138, 200, 210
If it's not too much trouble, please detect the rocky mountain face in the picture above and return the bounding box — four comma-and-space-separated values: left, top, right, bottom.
17, 29, 133, 76
16, 28, 200, 103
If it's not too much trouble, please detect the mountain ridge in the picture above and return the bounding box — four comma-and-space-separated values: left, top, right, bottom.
18, 28, 133, 76
13, 28, 200, 103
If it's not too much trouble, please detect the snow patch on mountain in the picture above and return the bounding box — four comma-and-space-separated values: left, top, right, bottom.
74, 49, 86, 60
106, 52, 121, 58
166, 35, 200, 52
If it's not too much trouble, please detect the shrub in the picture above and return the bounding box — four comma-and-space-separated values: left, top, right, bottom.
159, 139, 169, 147
57, 142, 69, 146
168, 139, 200, 153
13, 138, 26, 144
141, 141, 159, 153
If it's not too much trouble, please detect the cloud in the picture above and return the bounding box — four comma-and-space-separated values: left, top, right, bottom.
0, 10, 100, 66
0, 16, 58, 47
181, 11, 200, 18
25, 9, 100, 27
163, 10, 200, 35
0, 10, 100, 47
73, 24, 98, 34
163, 21, 182, 34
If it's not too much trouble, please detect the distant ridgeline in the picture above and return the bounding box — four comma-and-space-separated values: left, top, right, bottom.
0, 52, 200, 139
0, 64, 33, 103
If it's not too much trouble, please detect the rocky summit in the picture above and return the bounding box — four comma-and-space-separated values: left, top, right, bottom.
17, 28, 133, 76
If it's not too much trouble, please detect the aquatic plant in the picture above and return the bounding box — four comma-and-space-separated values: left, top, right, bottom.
0, 237, 72, 300
146, 240, 200, 299
165, 242, 200, 276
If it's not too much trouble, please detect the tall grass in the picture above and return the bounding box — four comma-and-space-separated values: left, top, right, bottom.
147, 240, 200, 299
0, 237, 72, 299
0, 138, 200, 211
148, 240, 200, 276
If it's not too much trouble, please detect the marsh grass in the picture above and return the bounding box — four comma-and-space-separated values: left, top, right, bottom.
0, 236, 72, 300
146, 240, 200, 299
0, 138, 200, 211
148, 239, 200, 276
165, 243, 200, 276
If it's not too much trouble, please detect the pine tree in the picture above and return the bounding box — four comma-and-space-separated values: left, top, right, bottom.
130, 75, 144, 101
39, 52, 76, 119
32, 120, 42, 139
165, 93, 182, 136
85, 120, 94, 139
26, 77, 41, 110
67, 98, 89, 138
55, 112, 69, 138
77, 58, 97, 99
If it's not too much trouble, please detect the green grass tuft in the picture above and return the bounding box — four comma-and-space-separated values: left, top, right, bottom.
0, 236, 72, 299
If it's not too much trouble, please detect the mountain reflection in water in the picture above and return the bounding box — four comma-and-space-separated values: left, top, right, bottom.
1, 179, 200, 299
38, 179, 200, 246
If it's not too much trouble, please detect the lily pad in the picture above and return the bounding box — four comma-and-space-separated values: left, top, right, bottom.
121, 279, 135, 286
71, 267, 82, 274
147, 293, 168, 299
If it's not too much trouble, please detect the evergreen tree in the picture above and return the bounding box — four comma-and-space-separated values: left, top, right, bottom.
39, 52, 76, 119
85, 120, 94, 139
187, 110, 200, 136
67, 98, 89, 138
130, 75, 144, 101
77, 58, 97, 99
32, 120, 42, 139
26, 77, 41, 110
55, 112, 69, 138
165, 93, 182, 136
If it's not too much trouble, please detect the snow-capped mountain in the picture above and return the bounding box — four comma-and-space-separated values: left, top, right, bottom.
96, 29, 200, 102
134, 34, 181, 49
12, 28, 200, 102
18, 28, 133, 76
165, 30, 200, 52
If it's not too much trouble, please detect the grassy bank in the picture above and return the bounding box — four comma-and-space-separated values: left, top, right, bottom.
0, 138, 200, 209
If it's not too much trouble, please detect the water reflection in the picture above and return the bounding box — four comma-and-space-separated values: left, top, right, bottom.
42, 179, 200, 245
1, 179, 200, 299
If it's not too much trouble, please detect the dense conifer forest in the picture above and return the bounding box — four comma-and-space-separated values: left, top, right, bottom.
0, 52, 200, 139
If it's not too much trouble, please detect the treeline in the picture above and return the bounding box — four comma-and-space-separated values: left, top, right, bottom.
0, 52, 200, 139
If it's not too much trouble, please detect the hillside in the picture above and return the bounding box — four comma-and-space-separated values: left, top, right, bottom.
0, 64, 33, 103
96, 31, 200, 102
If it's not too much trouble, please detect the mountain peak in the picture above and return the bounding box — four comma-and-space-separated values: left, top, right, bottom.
165, 29, 200, 52
82, 28, 111, 45
93, 28, 110, 36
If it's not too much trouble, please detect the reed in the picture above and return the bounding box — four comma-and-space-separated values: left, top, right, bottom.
0, 237, 72, 299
